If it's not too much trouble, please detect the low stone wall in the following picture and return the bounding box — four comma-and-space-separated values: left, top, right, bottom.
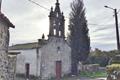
78, 63, 100, 72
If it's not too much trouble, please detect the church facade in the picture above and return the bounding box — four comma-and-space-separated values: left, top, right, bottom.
9, 0, 71, 80
40, 0, 71, 79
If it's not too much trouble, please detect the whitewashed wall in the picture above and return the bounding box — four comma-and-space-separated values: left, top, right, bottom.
9, 49, 41, 76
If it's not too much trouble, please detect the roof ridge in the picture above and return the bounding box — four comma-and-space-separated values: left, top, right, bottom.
0, 12, 15, 28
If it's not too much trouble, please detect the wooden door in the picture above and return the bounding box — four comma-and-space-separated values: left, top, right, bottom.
56, 61, 62, 80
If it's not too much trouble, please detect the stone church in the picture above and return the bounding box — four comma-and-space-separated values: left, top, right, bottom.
40, 0, 71, 79
9, 0, 71, 80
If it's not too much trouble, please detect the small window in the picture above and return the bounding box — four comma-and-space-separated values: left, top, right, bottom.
53, 21, 56, 26
57, 46, 61, 54
54, 29, 56, 35
59, 22, 61, 26
57, 46, 60, 51
53, 23, 56, 26
59, 31, 61, 36
56, 13, 59, 17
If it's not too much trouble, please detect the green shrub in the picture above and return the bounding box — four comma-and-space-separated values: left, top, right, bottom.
80, 71, 107, 78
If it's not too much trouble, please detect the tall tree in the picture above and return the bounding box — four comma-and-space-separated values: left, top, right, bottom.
69, 0, 90, 75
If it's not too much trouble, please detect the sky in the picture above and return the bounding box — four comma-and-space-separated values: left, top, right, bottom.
1, 0, 120, 51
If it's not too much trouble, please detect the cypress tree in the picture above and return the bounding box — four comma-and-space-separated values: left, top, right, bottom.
69, 0, 90, 75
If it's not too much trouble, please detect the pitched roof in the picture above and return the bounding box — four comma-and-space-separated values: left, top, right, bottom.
9, 39, 47, 50
0, 12, 15, 28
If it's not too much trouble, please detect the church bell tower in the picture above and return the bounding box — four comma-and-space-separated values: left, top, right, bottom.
48, 0, 65, 39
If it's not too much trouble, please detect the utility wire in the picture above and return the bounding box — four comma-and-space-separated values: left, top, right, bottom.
88, 23, 109, 26
27, 0, 116, 33
28, 0, 70, 19
28, 0, 50, 11
92, 26, 112, 33
88, 17, 114, 27
118, 9, 120, 13
28, 0, 114, 25
88, 15, 114, 27
91, 22, 120, 33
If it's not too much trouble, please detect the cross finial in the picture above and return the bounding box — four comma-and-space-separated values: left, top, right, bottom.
57, 0, 59, 3
56, 0, 59, 5
51, 6, 53, 11
42, 34, 45, 39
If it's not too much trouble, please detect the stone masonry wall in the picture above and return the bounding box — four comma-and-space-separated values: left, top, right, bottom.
8, 56, 17, 80
0, 21, 9, 80
41, 38, 71, 79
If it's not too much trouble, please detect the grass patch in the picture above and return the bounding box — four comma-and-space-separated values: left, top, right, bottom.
80, 71, 107, 78
43, 71, 107, 80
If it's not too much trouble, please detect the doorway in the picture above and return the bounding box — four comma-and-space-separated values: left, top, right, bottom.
56, 61, 62, 80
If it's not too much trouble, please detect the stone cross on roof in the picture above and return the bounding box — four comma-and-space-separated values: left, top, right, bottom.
57, 0, 59, 3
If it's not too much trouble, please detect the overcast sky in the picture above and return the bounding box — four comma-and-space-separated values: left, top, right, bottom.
1, 0, 120, 51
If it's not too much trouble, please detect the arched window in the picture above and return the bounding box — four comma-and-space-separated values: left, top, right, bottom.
56, 13, 59, 17
57, 46, 61, 54
59, 31, 61, 36
53, 20, 56, 26
54, 29, 56, 35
